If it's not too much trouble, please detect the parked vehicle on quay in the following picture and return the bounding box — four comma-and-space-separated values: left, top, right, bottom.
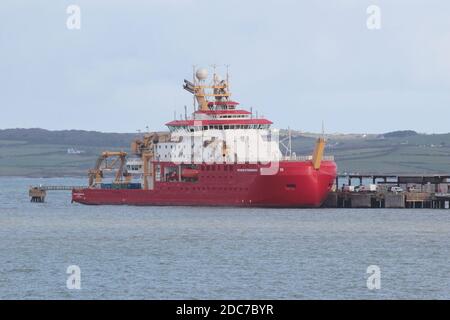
390, 186, 404, 193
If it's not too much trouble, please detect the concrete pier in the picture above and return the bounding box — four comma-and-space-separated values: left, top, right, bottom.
349, 194, 372, 208
385, 194, 405, 208
324, 174, 450, 209
324, 192, 408, 209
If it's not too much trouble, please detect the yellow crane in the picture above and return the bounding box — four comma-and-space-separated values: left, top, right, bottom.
130, 132, 169, 190
88, 151, 128, 187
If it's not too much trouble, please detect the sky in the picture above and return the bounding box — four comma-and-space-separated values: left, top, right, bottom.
1, 0, 450, 133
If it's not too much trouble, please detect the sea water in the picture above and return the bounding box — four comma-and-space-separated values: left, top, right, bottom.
0, 177, 449, 299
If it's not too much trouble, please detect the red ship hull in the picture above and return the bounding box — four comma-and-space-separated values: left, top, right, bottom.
72, 160, 337, 208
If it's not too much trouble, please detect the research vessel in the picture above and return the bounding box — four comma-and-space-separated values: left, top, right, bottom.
72, 67, 337, 207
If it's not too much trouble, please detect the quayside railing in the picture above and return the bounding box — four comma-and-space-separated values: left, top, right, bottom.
30, 185, 87, 191
28, 185, 87, 202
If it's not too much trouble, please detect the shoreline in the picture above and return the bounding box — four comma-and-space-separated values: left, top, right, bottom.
0, 175, 86, 179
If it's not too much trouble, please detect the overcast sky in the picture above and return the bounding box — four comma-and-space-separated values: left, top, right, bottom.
1, 0, 450, 133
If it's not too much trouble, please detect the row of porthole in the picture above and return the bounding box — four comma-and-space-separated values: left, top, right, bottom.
160, 154, 190, 158
158, 144, 184, 149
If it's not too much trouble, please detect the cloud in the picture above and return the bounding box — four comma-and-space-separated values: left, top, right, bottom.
1, 0, 450, 133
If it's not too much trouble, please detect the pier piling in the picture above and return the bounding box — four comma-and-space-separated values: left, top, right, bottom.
29, 187, 46, 202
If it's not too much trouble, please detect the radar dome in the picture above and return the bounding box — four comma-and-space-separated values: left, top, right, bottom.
196, 68, 208, 81
214, 74, 222, 82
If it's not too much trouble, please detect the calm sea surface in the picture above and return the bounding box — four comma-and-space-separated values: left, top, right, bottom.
0, 177, 449, 299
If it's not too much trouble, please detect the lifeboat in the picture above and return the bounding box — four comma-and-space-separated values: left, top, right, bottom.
181, 168, 199, 179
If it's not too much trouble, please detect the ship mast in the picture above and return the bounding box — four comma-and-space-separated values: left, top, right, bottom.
183, 66, 232, 112
192, 65, 196, 110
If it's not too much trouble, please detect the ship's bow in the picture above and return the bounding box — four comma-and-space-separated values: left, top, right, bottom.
251, 160, 337, 207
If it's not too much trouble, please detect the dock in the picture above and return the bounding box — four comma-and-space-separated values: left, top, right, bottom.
28, 185, 86, 202
324, 174, 450, 209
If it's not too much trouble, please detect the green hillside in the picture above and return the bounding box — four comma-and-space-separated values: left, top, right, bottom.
1, 128, 450, 177
300, 131, 450, 174
0, 129, 132, 177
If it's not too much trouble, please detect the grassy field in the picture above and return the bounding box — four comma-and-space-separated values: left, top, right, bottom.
1, 129, 450, 176
290, 131, 450, 174
0, 140, 126, 177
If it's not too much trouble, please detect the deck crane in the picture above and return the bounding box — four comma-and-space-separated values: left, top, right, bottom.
88, 151, 129, 187
130, 132, 170, 190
